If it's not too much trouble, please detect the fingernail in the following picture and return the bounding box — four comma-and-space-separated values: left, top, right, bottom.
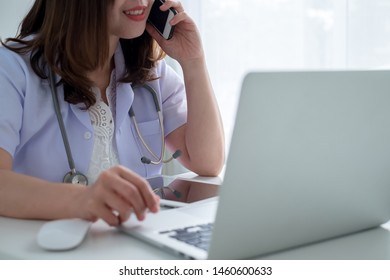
139, 210, 147, 221
137, 214, 144, 221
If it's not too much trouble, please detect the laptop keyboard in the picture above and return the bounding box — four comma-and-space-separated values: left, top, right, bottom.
159, 223, 213, 251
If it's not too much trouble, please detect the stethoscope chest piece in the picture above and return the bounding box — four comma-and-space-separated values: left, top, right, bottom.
63, 171, 88, 186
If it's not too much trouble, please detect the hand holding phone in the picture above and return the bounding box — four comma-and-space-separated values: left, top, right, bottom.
148, 0, 177, 40
146, 0, 205, 64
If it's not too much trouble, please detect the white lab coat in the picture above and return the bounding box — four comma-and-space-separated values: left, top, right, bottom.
0, 43, 187, 182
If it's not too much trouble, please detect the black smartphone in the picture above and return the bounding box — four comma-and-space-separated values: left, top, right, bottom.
148, 0, 177, 40
147, 176, 220, 208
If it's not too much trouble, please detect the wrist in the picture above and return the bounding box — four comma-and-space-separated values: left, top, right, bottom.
179, 56, 207, 75
70, 185, 95, 221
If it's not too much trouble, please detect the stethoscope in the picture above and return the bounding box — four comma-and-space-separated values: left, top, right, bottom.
49, 70, 181, 185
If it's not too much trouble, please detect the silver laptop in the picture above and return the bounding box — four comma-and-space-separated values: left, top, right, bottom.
120, 70, 390, 260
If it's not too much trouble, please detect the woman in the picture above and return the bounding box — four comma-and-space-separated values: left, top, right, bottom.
0, 0, 224, 226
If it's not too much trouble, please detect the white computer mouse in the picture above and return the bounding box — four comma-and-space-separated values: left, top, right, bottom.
37, 218, 92, 251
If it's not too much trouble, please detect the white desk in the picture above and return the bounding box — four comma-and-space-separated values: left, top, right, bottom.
1, 173, 390, 260
1, 217, 390, 260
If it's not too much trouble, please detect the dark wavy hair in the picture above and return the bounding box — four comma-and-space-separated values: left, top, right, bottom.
1, 0, 165, 109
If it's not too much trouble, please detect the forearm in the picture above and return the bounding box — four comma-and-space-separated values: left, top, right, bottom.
0, 170, 86, 220
180, 57, 225, 175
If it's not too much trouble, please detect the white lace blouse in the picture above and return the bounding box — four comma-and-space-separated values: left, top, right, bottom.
86, 73, 120, 185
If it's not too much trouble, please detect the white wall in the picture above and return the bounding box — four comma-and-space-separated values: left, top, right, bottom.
194, 0, 390, 152
0, 0, 34, 39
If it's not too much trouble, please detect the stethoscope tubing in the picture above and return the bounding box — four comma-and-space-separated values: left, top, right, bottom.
49, 70, 78, 176
130, 110, 166, 164
129, 84, 180, 165
49, 70, 180, 185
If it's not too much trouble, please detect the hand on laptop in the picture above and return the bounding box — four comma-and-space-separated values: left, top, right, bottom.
79, 166, 160, 226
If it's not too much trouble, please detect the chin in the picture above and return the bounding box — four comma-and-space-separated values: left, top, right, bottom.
120, 28, 146, 40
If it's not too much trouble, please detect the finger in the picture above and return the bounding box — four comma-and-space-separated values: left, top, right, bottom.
115, 166, 160, 213
113, 178, 148, 221
146, 23, 165, 44
97, 167, 148, 220
94, 205, 121, 227
110, 207, 132, 226
169, 11, 190, 26
133, 179, 160, 214
161, 0, 184, 13
86, 186, 123, 226
119, 209, 133, 224
103, 190, 133, 222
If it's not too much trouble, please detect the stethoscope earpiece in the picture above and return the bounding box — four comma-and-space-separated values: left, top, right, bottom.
140, 149, 182, 165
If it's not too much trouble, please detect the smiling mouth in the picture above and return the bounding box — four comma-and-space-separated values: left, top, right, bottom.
123, 8, 145, 16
